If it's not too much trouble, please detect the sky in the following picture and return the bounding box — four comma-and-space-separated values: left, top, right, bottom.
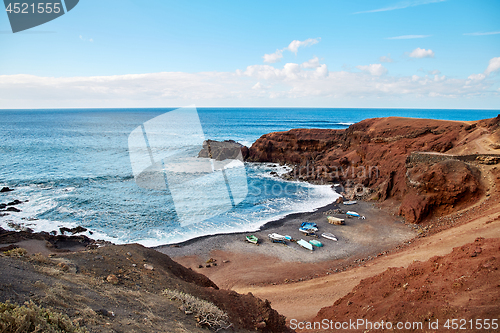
0, 0, 499, 109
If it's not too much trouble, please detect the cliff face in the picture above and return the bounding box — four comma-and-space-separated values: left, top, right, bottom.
314, 237, 500, 330
247, 116, 500, 223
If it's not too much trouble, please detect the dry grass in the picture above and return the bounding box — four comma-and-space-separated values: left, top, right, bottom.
0, 301, 86, 333
163, 289, 231, 331
3, 247, 27, 257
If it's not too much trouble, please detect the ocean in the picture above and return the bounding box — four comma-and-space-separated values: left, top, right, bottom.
0, 108, 498, 246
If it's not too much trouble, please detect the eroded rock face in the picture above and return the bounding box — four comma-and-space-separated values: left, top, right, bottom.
399, 160, 482, 223
246, 116, 498, 223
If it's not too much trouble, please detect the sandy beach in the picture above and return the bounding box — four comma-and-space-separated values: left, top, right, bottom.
157, 199, 417, 288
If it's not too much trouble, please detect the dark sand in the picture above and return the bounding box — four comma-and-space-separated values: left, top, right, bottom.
157, 200, 416, 265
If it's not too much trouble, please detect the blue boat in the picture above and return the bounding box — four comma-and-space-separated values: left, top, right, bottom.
300, 222, 318, 231
346, 211, 360, 217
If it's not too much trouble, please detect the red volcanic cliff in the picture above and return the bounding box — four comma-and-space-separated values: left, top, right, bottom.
313, 237, 500, 332
247, 116, 500, 223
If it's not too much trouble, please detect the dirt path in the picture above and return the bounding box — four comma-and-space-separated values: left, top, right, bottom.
233, 208, 500, 322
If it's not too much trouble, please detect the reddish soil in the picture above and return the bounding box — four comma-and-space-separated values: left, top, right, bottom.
314, 237, 500, 332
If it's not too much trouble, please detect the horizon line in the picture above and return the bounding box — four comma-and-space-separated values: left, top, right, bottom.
0, 106, 499, 111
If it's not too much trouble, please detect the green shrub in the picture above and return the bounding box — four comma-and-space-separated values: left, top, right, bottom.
0, 301, 86, 333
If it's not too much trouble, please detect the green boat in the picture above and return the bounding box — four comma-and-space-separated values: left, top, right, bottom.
309, 239, 323, 247
246, 235, 259, 244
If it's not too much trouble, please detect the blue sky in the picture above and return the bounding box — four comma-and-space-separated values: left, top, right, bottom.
0, 0, 499, 108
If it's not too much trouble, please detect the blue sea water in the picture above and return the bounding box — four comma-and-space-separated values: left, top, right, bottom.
0, 108, 498, 246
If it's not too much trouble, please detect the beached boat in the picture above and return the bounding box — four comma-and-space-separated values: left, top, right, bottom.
327, 216, 345, 225
297, 239, 313, 251
343, 200, 357, 205
299, 222, 318, 234
346, 211, 360, 217
300, 222, 318, 231
246, 235, 258, 244
309, 239, 323, 247
322, 232, 338, 241
268, 233, 287, 243
299, 228, 315, 235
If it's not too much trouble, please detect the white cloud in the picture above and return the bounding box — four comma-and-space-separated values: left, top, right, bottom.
262, 38, 320, 64
286, 38, 320, 55
463, 31, 500, 36
485, 57, 500, 75
428, 69, 441, 75
263, 49, 283, 63
467, 73, 486, 81
354, 0, 446, 14
301, 56, 321, 68
356, 64, 388, 76
409, 48, 435, 58
386, 35, 431, 39
379, 55, 394, 63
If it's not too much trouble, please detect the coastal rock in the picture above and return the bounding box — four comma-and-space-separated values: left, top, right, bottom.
198, 139, 247, 161
5, 207, 21, 212
59, 226, 88, 235
0, 187, 14, 193
246, 116, 498, 223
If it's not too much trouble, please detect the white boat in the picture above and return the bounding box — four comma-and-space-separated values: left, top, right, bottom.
297, 239, 313, 251
268, 233, 287, 241
346, 211, 360, 217
268, 233, 287, 243
322, 233, 338, 241
299, 227, 316, 235
343, 201, 357, 205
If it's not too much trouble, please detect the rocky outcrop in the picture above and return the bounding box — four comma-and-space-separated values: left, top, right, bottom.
0, 187, 14, 193
198, 139, 248, 161
246, 116, 499, 223
399, 159, 482, 223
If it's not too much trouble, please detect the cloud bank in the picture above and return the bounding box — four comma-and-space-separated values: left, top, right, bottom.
1, 57, 497, 108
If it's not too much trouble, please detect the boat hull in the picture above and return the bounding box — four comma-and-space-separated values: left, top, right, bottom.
297, 239, 313, 251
